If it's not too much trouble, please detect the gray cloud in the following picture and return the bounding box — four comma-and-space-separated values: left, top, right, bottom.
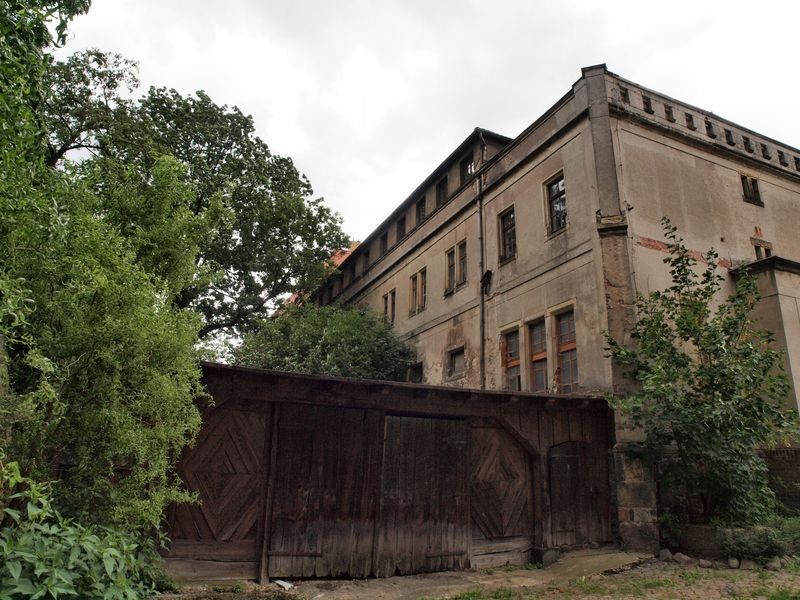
60, 0, 800, 240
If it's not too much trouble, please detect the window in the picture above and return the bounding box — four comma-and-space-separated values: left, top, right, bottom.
741, 175, 762, 206
408, 362, 423, 383
529, 320, 547, 392
457, 240, 467, 286
445, 247, 456, 294
447, 347, 466, 379
685, 113, 696, 130
547, 175, 567, 233
664, 104, 675, 122
555, 310, 578, 393
416, 197, 426, 225
409, 268, 426, 315
743, 136, 754, 153
382, 289, 396, 323
459, 153, 474, 185
436, 176, 448, 207
396, 216, 406, 240
642, 95, 654, 114
380, 232, 388, 254
503, 329, 521, 391
361, 249, 370, 274
499, 208, 516, 262
444, 240, 467, 294
752, 238, 773, 261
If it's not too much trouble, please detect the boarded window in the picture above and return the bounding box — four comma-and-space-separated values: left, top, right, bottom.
529, 319, 547, 392
503, 329, 521, 391
548, 175, 567, 233
556, 310, 578, 393
499, 208, 516, 262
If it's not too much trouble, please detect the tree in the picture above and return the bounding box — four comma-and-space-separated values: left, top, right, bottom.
606, 218, 799, 525
1, 2, 203, 533
44, 51, 350, 338
234, 303, 416, 381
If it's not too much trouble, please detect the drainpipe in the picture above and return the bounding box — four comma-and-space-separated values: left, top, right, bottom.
478, 133, 487, 390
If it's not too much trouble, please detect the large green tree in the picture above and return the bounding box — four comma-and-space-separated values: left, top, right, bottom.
1, 0, 204, 533
606, 219, 799, 524
234, 303, 416, 381
44, 50, 350, 337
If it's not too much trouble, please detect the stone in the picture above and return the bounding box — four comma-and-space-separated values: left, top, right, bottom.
765, 558, 781, 571
740, 559, 759, 570
673, 552, 692, 564
542, 549, 561, 568
727, 557, 740, 569
658, 548, 673, 562
712, 561, 728, 570
698, 559, 712, 568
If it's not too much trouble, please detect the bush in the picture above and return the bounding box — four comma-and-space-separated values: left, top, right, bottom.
0, 455, 166, 598
718, 517, 800, 563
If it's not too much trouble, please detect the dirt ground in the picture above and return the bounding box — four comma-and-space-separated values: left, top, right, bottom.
165, 549, 800, 600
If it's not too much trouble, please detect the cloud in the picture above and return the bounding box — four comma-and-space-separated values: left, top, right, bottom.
60, 0, 800, 240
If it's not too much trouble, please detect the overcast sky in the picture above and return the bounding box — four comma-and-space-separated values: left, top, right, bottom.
59, 0, 799, 241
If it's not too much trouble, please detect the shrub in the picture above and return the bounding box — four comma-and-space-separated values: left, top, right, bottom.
0, 454, 165, 598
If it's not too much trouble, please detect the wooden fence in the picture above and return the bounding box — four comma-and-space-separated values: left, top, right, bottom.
165, 363, 613, 581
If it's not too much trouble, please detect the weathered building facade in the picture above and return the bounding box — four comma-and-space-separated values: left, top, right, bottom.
315, 64, 800, 409
313, 65, 800, 550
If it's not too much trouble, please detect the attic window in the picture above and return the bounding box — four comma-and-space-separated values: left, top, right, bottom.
685, 113, 696, 130
664, 104, 675, 122
436, 176, 449, 207
642, 95, 654, 114
724, 129, 736, 146
380, 232, 388, 254
459, 153, 475, 185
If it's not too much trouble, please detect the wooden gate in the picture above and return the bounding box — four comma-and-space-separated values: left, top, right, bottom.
165, 364, 614, 581
168, 406, 270, 580
470, 419, 534, 568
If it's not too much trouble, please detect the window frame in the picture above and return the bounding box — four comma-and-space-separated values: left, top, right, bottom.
435, 176, 449, 207
529, 319, 548, 392
741, 174, 763, 206
409, 267, 427, 315
498, 206, 517, 263
445, 247, 456, 294
447, 346, 466, 380
457, 240, 467, 286
459, 153, 475, 185
502, 328, 521, 391
555, 309, 578, 393
396, 215, 406, 241
416, 197, 427, 225
546, 173, 567, 235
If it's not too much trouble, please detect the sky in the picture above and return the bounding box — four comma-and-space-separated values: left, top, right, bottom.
58, 0, 800, 241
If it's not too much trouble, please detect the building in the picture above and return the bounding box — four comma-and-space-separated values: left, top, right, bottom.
313, 64, 800, 413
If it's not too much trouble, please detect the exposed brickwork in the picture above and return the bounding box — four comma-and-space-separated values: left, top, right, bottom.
764, 447, 800, 511
636, 235, 734, 269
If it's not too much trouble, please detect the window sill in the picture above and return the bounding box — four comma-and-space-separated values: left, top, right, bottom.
546, 225, 568, 240
498, 255, 516, 267
443, 282, 467, 298
743, 197, 764, 207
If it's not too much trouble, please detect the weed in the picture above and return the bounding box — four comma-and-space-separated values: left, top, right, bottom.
571, 576, 604, 594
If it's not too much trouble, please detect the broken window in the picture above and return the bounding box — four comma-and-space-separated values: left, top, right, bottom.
548, 175, 567, 234
529, 319, 547, 392
448, 347, 466, 379
741, 175, 763, 206
459, 153, 475, 185
436, 176, 449, 207
499, 208, 516, 262
503, 329, 521, 391
416, 196, 427, 225
556, 310, 578, 393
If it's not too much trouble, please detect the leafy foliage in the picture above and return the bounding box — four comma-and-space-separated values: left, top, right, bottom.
606, 218, 799, 524
235, 303, 416, 381
45, 50, 350, 338
0, 453, 168, 599
719, 517, 800, 563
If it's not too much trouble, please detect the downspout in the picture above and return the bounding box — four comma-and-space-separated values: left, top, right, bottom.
477, 133, 487, 390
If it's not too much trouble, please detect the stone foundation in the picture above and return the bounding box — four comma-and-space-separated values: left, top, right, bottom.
613, 443, 659, 554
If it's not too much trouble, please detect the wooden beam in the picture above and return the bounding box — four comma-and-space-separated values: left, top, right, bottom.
257, 403, 280, 583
